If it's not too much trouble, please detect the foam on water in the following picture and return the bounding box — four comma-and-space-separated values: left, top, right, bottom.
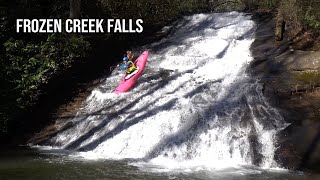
41, 12, 289, 172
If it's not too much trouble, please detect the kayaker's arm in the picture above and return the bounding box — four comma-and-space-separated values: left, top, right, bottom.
118, 62, 131, 70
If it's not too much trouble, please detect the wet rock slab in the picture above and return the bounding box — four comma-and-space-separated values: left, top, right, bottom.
274, 50, 320, 71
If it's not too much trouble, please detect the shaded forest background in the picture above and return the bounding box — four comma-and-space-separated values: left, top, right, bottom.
0, 0, 320, 142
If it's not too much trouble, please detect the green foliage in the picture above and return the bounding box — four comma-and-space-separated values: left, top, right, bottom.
299, 1, 320, 34
0, 0, 91, 135
240, 0, 280, 11
0, 34, 90, 133
304, 12, 320, 32
98, 0, 217, 25
277, 0, 320, 35
260, 0, 279, 9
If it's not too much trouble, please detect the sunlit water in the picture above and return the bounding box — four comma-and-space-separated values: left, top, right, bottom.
6, 12, 315, 179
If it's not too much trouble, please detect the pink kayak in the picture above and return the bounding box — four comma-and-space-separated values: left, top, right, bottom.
114, 51, 149, 94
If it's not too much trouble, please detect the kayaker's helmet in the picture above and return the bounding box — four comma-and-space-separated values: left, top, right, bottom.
123, 56, 128, 61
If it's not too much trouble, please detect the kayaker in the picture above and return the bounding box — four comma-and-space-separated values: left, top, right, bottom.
117, 51, 139, 77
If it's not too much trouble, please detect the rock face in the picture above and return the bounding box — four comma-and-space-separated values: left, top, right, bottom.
250, 13, 320, 172
274, 50, 320, 71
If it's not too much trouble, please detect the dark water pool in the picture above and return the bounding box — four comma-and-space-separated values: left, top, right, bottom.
0, 146, 319, 180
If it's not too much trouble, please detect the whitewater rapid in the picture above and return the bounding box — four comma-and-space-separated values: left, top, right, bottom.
42, 12, 288, 171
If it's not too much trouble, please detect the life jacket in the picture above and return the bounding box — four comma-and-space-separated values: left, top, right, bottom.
126, 60, 137, 73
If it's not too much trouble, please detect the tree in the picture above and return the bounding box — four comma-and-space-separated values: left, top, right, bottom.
69, 0, 81, 18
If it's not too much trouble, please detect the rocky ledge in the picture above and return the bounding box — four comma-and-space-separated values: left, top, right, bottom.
250, 13, 320, 172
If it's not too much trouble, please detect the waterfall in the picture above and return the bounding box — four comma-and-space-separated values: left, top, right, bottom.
43, 12, 288, 170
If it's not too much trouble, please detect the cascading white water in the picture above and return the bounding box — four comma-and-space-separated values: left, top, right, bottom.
45, 12, 288, 170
